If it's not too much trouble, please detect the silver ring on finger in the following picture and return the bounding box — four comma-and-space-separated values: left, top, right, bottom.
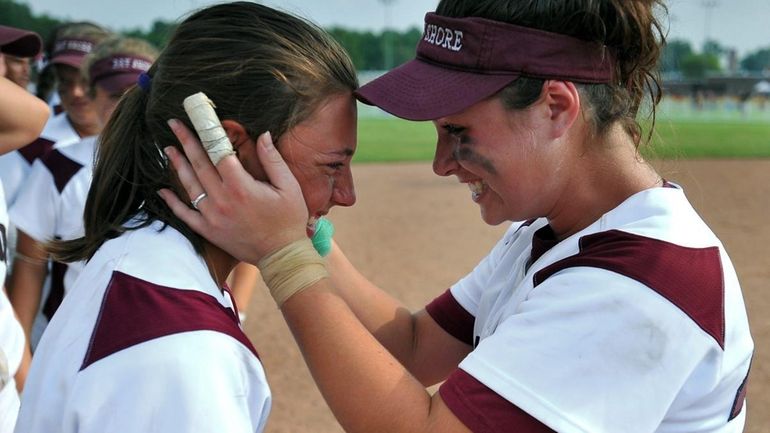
191, 192, 208, 210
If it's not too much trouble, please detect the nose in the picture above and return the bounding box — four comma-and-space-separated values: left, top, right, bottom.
71, 83, 87, 98
432, 133, 460, 177
332, 168, 356, 207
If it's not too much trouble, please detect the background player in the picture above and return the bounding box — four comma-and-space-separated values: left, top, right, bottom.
0, 25, 40, 91
4, 22, 111, 350
8, 36, 157, 356
0, 26, 49, 431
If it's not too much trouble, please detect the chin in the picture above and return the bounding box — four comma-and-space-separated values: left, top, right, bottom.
479, 209, 509, 226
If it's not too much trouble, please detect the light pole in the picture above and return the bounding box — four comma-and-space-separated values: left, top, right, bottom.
379, 0, 397, 70
701, 0, 719, 44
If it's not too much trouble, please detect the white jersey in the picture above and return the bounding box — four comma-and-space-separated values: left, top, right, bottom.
9, 136, 96, 347
15, 221, 271, 433
427, 184, 753, 433
0, 186, 24, 433
0, 112, 79, 208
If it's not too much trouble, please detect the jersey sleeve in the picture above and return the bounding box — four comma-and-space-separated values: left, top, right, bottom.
455, 268, 717, 433
8, 159, 59, 243
70, 332, 271, 433
446, 222, 526, 317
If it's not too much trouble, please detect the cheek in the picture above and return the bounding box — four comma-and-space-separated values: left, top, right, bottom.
294, 170, 333, 214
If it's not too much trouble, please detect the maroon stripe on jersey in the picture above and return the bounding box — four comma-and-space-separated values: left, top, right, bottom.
534, 229, 725, 348
530, 225, 560, 264
440, 369, 556, 433
515, 218, 537, 233
426, 289, 475, 346
42, 260, 66, 321
0, 223, 7, 263
41, 149, 83, 193
729, 360, 751, 421
18, 137, 55, 164
81, 271, 258, 370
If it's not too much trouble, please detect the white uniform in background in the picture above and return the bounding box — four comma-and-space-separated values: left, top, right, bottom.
15, 220, 271, 433
0, 112, 78, 207
9, 136, 96, 348
427, 184, 754, 433
0, 185, 25, 433
0, 112, 79, 284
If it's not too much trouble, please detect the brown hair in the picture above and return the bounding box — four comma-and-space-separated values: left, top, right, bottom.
436, 0, 667, 146
50, 2, 357, 262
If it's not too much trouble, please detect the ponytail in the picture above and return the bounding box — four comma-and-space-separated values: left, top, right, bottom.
49, 82, 204, 262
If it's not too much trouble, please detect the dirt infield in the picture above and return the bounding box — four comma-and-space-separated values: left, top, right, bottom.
243, 159, 769, 433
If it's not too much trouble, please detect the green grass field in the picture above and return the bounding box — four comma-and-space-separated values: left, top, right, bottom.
355, 117, 770, 162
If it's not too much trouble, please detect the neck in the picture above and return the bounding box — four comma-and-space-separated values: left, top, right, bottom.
202, 242, 239, 288
547, 124, 661, 240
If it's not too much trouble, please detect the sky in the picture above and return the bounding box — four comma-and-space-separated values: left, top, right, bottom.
18, 0, 770, 57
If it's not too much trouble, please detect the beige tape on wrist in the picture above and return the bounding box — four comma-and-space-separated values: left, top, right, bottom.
258, 238, 329, 307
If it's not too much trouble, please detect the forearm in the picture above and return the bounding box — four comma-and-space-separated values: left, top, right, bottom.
15, 341, 31, 392
0, 77, 49, 153
326, 242, 422, 369
281, 281, 467, 433
8, 233, 48, 337
228, 262, 258, 312
326, 242, 471, 384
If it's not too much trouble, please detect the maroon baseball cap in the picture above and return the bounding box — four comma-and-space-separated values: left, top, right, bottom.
0, 25, 42, 58
355, 13, 617, 121
89, 53, 153, 94
50, 37, 96, 68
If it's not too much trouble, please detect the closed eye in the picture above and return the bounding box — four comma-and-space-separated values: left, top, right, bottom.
442, 124, 466, 136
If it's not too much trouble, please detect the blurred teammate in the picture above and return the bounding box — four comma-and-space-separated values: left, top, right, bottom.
0, 29, 48, 431
0, 25, 40, 90
5, 23, 111, 350
9, 36, 157, 355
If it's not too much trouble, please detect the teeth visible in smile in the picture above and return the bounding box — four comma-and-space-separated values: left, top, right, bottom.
307, 216, 318, 233
468, 181, 485, 201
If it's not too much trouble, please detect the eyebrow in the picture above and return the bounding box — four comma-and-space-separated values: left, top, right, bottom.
329, 148, 355, 157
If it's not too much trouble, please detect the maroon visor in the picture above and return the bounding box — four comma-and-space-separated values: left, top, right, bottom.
50, 38, 96, 68
89, 54, 153, 94
355, 13, 616, 121
0, 25, 42, 58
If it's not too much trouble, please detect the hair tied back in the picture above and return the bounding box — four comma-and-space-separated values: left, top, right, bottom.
137, 72, 151, 92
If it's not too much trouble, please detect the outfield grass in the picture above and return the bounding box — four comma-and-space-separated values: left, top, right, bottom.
355, 117, 770, 162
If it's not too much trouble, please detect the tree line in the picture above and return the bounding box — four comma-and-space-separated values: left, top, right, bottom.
2, 0, 769, 75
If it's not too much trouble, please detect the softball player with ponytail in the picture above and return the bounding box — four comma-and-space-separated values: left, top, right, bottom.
15, 3, 358, 432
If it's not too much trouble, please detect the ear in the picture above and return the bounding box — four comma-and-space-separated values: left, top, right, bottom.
219, 119, 268, 181
541, 80, 580, 139
220, 119, 251, 151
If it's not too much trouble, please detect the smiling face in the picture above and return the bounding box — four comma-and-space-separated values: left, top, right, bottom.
238, 92, 357, 227
432, 95, 570, 226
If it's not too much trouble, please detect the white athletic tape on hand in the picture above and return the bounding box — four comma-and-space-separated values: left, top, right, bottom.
182, 92, 235, 165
